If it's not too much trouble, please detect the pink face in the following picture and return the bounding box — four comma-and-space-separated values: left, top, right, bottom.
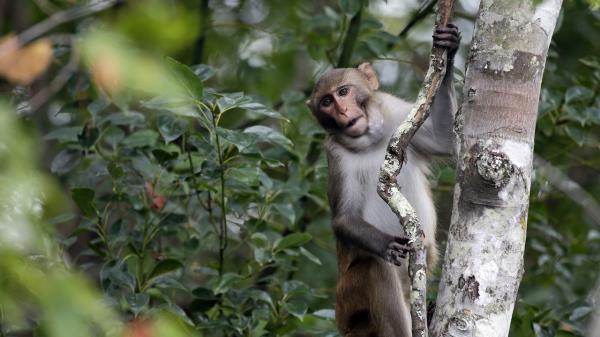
318, 85, 368, 137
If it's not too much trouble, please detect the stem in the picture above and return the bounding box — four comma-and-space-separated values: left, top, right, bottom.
16, 0, 118, 47
398, 0, 437, 38
212, 110, 227, 277
30, 38, 79, 113
336, 1, 364, 68
192, 0, 211, 64
184, 134, 220, 235
377, 1, 455, 336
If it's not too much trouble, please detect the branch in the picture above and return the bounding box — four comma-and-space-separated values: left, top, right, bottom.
191, 0, 211, 64
17, 0, 118, 47
336, 2, 364, 68
377, 1, 455, 336
29, 37, 79, 113
398, 0, 437, 38
534, 155, 600, 226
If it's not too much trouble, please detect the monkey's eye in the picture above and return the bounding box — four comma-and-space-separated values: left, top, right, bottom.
338, 87, 349, 96
320, 96, 333, 107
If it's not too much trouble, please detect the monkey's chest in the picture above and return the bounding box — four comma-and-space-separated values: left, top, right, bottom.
343, 147, 430, 236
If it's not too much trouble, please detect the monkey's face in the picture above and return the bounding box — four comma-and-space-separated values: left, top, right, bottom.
317, 84, 369, 137
308, 65, 379, 138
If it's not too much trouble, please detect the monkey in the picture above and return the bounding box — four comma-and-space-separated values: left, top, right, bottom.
306, 24, 460, 337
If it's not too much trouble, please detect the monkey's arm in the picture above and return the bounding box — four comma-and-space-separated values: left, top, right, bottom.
412, 23, 460, 156
332, 214, 408, 266
326, 149, 409, 266
412, 67, 456, 156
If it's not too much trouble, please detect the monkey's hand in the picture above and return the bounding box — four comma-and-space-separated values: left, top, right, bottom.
433, 23, 461, 61
384, 237, 411, 266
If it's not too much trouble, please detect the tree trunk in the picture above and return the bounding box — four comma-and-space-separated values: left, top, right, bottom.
430, 1, 562, 336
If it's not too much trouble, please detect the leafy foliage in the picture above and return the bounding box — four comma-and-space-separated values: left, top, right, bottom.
0, 1, 599, 337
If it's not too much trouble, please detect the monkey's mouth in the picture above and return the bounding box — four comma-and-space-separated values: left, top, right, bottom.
346, 116, 363, 129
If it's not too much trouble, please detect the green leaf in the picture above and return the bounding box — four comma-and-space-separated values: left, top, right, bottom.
227, 166, 260, 186
254, 247, 272, 265
126, 293, 149, 316
152, 149, 178, 164
272, 203, 296, 225
103, 126, 125, 147
122, 129, 159, 148
249, 321, 268, 337
213, 273, 243, 294
163, 303, 195, 326
216, 92, 245, 113
569, 306, 592, 321
580, 56, 600, 69
47, 213, 76, 225
189, 287, 218, 312
563, 126, 586, 146
312, 309, 335, 320
87, 97, 111, 117
250, 233, 270, 248
107, 161, 124, 179
282, 280, 310, 296
147, 259, 184, 281
44, 126, 82, 143
339, 0, 362, 16
218, 128, 259, 153
100, 111, 146, 126
157, 114, 188, 143
244, 125, 293, 151
104, 267, 137, 292
299, 247, 322, 265
78, 125, 100, 148
274, 233, 312, 251
165, 56, 203, 101
131, 155, 162, 177
71, 188, 97, 217
284, 300, 307, 320
192, 64, 216, 81
248, 289, 274, 308
240, 101, 287, 121
141, 96, 202, 118
51, 149, 81, 175
565, 86, 593, 104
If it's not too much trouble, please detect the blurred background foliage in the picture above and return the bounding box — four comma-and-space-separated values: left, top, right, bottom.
0, 0, 599, 336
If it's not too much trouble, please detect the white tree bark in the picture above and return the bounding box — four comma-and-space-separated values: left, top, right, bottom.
430, 1, 562, 336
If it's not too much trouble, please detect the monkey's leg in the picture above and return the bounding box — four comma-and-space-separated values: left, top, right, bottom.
336, 254, 380, 337
372, 261, 412, 337
336, 256, 412, 337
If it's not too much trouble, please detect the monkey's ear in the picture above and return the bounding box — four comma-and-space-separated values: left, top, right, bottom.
358, 62, 379, 91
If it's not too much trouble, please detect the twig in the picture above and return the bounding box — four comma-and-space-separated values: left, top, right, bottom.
17, 0, 118, 47
377, 1, 455, 336
192, 0, 211, 64
534, 155, 600, 226
29, 38, 79, 113
33, 0, 58, 16
336, 1, 364, 68
398, 0, 437, 38
211, 108, 228, 277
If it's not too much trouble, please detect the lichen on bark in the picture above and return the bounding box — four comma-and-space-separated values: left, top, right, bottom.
430, 1, 563, 336
377, 1, 456, 336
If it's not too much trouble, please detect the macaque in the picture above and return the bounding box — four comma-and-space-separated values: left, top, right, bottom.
306, 24, 460, 337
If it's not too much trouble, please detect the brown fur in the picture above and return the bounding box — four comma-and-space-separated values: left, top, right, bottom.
307, 57, 456, 337
336, 242, 412, 337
